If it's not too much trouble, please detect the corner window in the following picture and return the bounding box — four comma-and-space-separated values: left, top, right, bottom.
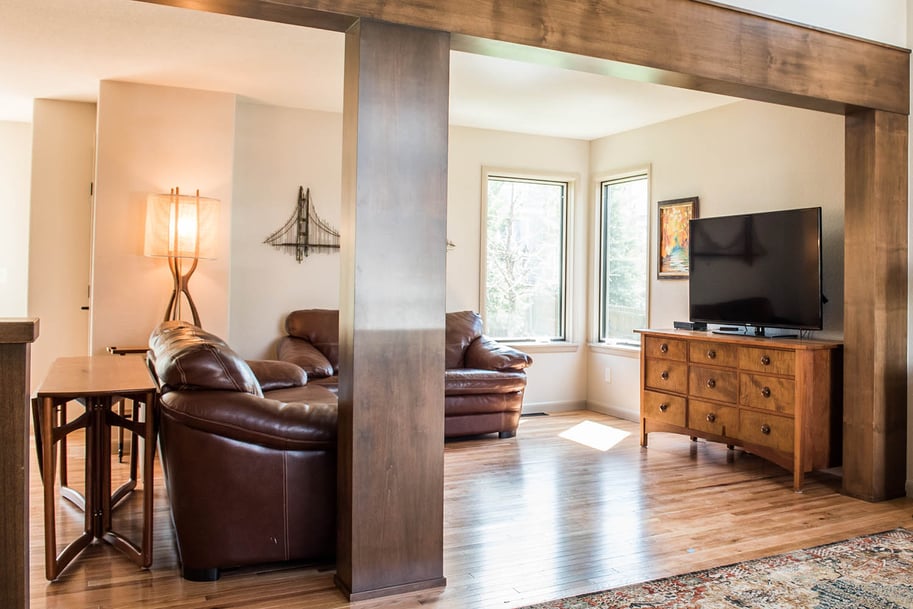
482, 172, 570, 342
598, 172, 649, 344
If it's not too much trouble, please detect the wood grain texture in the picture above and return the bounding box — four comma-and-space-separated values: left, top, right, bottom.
844, 109, 909, 501
336, 19, 449, 600
0, 319, 38, 609
136, 0, 909, 114
26, 411, 913, 609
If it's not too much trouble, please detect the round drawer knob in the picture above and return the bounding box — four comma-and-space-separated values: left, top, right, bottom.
660, 343, 669, 354
761, 387, 771, 398
760, 423, 771, 435
760, 355, 771, 366
706, 413, 716, 423
661, 370, 669, 380
659, 403, 669, 412
706, 349, 716, 359
706, 378, 716, 389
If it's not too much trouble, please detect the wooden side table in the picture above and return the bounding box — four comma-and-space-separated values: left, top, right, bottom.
36, 355, 157, 580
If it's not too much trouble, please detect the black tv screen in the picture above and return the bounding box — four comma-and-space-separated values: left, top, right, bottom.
688, 207, 823, 332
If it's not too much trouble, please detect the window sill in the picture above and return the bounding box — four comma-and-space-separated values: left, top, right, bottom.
588, 342, 641, 357
503, 341, 579, 354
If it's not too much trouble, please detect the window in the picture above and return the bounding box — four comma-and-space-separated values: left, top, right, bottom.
598, 172, 649, 344
483, 172, 570, 342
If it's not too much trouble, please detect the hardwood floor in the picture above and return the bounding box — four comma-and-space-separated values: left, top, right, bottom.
29, 410, 913, 608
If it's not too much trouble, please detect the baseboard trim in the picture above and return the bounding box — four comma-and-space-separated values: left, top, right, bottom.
522, 400, 586, 414
585, 400, 638, 423
336, 574, 447, 602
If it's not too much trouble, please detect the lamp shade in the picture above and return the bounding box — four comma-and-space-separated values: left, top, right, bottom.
144, 190, 220, 259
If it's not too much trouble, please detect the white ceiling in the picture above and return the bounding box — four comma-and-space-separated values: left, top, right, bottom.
0, 0, 737, 140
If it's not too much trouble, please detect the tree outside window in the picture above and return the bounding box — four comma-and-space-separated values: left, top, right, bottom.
599, 173, 649, 343
484, 175, 568, 341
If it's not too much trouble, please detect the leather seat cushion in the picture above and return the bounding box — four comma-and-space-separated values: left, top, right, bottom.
445, 368, 527, 395
445, 392, 523, 416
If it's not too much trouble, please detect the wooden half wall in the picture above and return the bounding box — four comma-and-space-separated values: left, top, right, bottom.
138, 0, 911, 594
0, 319, 39, 608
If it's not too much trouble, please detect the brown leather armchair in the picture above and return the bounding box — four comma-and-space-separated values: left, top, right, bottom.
277, 309, 533, 438
148, 321, 337, 581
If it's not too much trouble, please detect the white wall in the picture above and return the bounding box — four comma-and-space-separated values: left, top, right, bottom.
230, 102, 343, 358
0, 121, 31, 316
92, 81, 235, 352
27, 100, 95, 392
587, 100, 844, 420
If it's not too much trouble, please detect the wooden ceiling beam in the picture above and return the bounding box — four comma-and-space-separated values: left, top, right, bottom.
135, 0, 909, 115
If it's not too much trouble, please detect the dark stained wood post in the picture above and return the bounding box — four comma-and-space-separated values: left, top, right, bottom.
0, 318, 39, 609
843, 110, 908, 501
336, 19, 449, 600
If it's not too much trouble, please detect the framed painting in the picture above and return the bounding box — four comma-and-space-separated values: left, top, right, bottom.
657, 196, 699, 279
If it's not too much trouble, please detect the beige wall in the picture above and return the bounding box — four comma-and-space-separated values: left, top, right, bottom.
230, 103, 343, 359
447, 126, 591, 411
229, 108, 591, 411
27, 100, 95, 391
0, 121, 31, 317
92, 81, 235, 353
587, 100, 845, 419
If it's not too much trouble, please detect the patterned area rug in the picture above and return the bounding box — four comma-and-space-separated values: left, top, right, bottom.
522, 528, 913, 609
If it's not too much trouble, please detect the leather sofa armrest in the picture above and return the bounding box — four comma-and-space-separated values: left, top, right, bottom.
246, 359, 308, 391
464, 335, 533, 371
277, 336, 334, 378
160, 390, 336, 450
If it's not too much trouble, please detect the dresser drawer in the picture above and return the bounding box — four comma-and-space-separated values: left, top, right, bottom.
688, 365, 738, 403
688, 399, 738, 438
739, 346, 795, 376
644, 359, 688, 394
643, 336, 687, 361
643, 390, 686, 427
689, 340, 739, 368
740, 373, 795, 415
739, 409, 794, 454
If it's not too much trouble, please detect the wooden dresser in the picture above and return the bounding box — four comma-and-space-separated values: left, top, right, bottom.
636, 329, 842, 491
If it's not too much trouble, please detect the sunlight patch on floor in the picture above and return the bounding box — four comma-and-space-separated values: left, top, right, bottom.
559, 420, 631, 451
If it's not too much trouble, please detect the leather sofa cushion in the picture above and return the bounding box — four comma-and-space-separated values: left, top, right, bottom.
246, 359, 308, 391
277, 336, 335, 378
445, 368, 528, 395
159, 388, 336, 450
445, 310, 483, 369
465, 335, 533, 371
149, 321, 263, 398
285, 309, 339, 370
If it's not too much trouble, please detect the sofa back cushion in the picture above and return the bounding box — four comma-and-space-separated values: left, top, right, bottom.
149, 320, 263, 397
445, 310, 483, 369
285, 309, 340, 369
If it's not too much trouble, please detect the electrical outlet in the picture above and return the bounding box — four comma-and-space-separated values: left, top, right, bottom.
604, 367, 612, 383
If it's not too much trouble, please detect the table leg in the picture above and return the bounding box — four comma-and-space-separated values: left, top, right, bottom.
41, 396, 93, 580
40, 396, 57, 581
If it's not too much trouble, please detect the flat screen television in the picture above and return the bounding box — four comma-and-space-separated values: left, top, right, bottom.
688, 206, 823, 335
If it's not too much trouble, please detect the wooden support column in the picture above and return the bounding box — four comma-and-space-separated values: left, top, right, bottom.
336, 19, 449, 600
844, 110, 908, 501
0, 319, 39, 609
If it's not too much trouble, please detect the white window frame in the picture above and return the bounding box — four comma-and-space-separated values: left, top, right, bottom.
480, 167, 576, 344
591, 167, 651, 351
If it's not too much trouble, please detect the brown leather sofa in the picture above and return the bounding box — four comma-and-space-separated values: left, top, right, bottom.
277, 309, 533, 438
147, 321, 337, 581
